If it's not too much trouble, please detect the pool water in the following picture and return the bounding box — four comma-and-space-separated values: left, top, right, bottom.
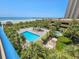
22, 31, 40, 42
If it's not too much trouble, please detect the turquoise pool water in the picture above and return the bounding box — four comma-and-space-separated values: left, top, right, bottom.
22, 31, 40, 42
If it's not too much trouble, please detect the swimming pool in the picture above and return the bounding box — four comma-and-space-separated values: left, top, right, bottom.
22, 31, 40, 42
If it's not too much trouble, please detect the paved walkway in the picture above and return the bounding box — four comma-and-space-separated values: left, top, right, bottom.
45, 38, 57, 49
18, 27, 49, 36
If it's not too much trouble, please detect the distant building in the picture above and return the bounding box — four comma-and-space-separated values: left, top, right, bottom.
65, 0, 79, 18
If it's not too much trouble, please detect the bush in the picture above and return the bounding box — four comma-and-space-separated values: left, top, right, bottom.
41, 32, 49, 42
53, 31, 63, 37
58, 36, 72, 44
56, 41, 66, 51
56, 36, 72, 51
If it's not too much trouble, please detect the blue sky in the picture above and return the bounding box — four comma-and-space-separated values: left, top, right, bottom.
0, 0, 68, 18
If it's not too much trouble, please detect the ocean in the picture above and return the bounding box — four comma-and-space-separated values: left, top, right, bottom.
0, 17, 49, 24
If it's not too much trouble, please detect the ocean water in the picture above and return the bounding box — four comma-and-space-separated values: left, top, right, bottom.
0, 17, 43, 23
0, 17, 51, 23
0, 17, 38, 21
0, 17, 50, 20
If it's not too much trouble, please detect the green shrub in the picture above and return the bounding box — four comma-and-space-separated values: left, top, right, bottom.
41, 32, 49, 42
56, 36, 72, 51
53, 31, 63, 37
58, 36, 72, 44
56, 41, 66, 51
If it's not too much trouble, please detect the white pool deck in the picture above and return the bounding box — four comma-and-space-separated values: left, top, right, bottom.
18, 27, 49, 37
17, 28, 57, 49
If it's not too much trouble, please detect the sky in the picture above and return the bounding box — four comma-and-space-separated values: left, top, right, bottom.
0, 0, 68, 18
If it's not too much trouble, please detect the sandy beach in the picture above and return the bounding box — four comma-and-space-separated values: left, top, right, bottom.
0, 19, 37, 24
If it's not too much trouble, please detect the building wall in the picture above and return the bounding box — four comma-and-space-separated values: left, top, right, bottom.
65, 0, 74, 18
76, 0, 79, 18
65, 0, 79, 18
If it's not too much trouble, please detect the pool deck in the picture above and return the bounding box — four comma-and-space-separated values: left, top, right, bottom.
18, 27, 49, 37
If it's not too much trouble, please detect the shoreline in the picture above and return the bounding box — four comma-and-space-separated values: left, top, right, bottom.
0, 19, 37, 24
0, 19, 79, 24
